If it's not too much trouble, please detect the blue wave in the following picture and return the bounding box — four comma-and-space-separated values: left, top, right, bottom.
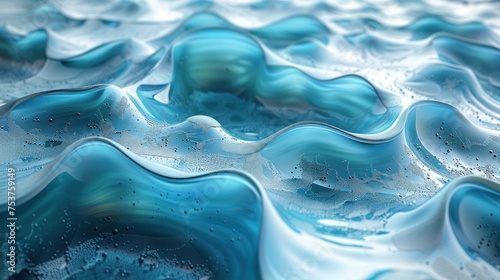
1, 0, 500, 279
433, 36, 500, 84
0, 28, 46, 61
165, 29, 399, 137
2, 139, 498, 279
5, 140, 261, 279
1, 84, 498, 230
348, 16, 495, 42
152, 12, 330, 48
0, 29, 165, 102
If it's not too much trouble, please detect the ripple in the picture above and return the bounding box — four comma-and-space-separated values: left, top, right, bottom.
1, 1, 500, 279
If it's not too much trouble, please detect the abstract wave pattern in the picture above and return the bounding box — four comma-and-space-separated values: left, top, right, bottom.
1, 0, 499, 279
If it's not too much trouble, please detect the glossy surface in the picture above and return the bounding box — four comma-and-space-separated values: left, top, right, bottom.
0, 0, 499, 279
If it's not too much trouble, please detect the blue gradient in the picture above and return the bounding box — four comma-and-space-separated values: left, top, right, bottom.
0, 1, 499, 279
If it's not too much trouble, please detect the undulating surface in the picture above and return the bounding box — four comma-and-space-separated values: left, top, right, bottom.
1, 0, 499, 279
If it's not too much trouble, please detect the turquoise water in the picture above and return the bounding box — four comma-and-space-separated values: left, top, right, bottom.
0, 1, 499, 279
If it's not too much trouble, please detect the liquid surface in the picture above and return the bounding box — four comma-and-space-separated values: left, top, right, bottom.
0, 1, 499, 279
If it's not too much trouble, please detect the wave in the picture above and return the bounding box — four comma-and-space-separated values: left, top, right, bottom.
338, 16, 498, 43
433, 36, 500, 86
151, 12, 330, 48
1, 139, 262, 279
0, 28, 165, 103
1, 138, 498, 279
165, 28, 400, 137
1, 84, 499, 230
1, 0, 500, 279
